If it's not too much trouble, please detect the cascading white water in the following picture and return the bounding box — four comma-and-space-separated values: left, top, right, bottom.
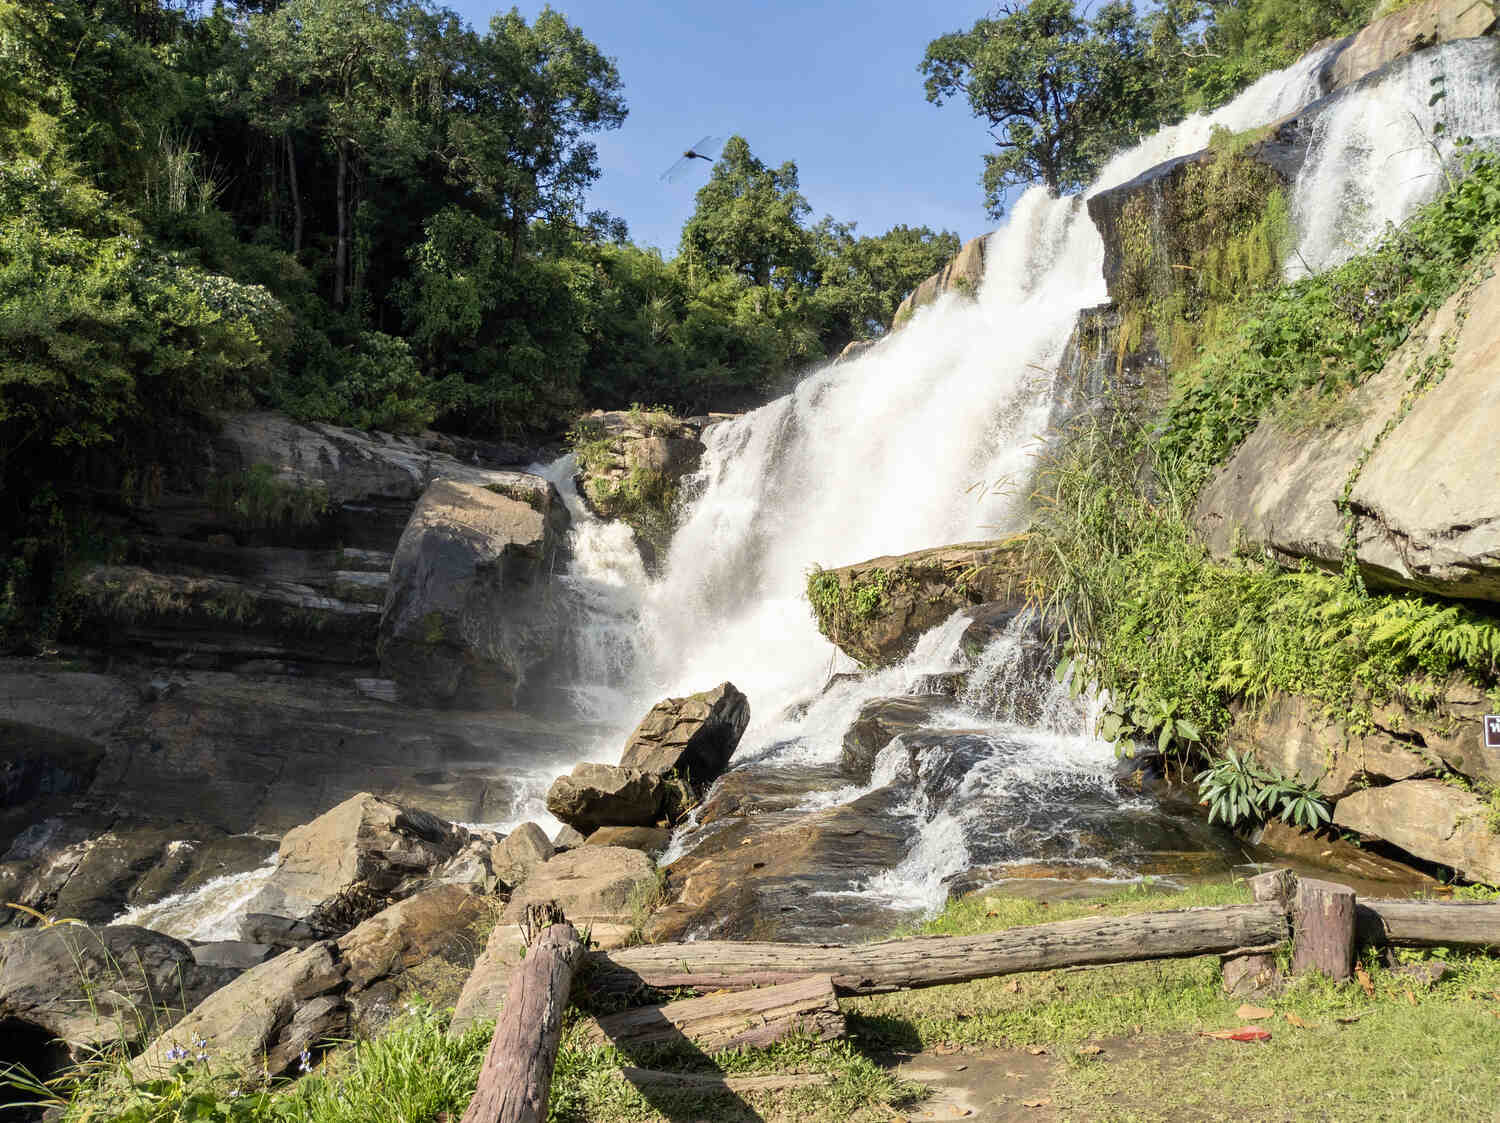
1290, 39, 1500, 276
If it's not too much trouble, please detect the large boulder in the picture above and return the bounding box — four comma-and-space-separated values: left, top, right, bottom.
618, 682, 750, 787
1195, 248, 1500, 602
545, 763, 663, 832
1333, 780, 1500, 884
238, 793, 471, 945
133, 884, 486, 1080
1230, 686, 1493, 799
449, 847, 656, 1034
0, 925, 234, 1068
489, 822, 553, 889
807, 538, 1030, 666
378, 476, 567, 707
570, 408, 718, 566
1322, 0, 1496, 95
891, 235, 987, 330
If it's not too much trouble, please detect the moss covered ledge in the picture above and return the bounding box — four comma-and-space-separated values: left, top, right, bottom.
806, 536, 1031, 666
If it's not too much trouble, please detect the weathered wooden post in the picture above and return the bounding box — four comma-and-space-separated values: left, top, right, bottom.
460, 904, 584, 1123
1221, 868, 1295, 996
1290, 876, 1356, 981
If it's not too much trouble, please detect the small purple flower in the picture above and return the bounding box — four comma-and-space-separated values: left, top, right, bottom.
165, 1044, 188, 1063
299, 1047, 312, 1073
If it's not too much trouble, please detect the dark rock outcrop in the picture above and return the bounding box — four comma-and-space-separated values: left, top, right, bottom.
840, 695, 955, 783
617, 681, 750, 787
0, 924, 234, 1065
378, 477, 567, 708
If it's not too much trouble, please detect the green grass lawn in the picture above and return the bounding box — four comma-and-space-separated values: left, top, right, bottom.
10, 880, 1498, 1122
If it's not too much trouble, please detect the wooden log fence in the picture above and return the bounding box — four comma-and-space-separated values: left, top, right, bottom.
458, 874, 1500, 1121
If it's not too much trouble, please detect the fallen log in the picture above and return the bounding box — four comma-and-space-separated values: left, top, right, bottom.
585, 974, 844, 1052
1357, 899, 1500, 950
588, 903, 1290, 996
618, 1068, 833, 1092
461, 907, 585, 1123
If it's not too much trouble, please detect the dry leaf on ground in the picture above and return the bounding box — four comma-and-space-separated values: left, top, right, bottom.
1236, 1004, 1273, 1020
1356, 964, 1376, 997
1199, 1026, 1272, 1042
1004, 980, 1020, 994
1026, 1047, 1047, 1056
934, 1043, 961, 1055
1404, 988, 1418, 1006
1076, 1045, 1103, 1056
1022, 1099, 1052, 1108
1284, 1012, 1315, 1029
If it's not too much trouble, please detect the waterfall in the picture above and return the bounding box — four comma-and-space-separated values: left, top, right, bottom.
517, 40, 1500, 926
1290, 39, 1500, 276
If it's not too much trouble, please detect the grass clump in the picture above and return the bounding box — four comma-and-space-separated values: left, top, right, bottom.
805, 566, 896, 638
1027, 416, 1500, 769
206, 463, 330, 532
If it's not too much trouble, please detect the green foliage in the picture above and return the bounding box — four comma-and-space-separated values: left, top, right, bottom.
1028, 414, 1500, 770
805, 566, 897, 643
1114, 128, 1292, 369
1162, 149, 1500, 492
1195, 747, 1331, 828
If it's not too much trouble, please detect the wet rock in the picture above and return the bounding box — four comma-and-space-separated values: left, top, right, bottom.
545, 763, 663, 832
1333, 780, 1500, 884
809, 538, 1030, 666
836, 339, 877, 363
0, 722, 106, 861
648, 787, 913, 944
491, 822, 553, 888
583, 826, 673, 856
190, 941, 278, 971
0, 925, 234, 1063
238, 793, 471, 945
693, 763, 849, 829
378, 477, 567, 708
432, 837, 497, 892
840, 695, 956, 783
618, 682, 750, 787
125, 835, 278, 910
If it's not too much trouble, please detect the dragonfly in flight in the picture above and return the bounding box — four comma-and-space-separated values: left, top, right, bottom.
660, 135, 724, 183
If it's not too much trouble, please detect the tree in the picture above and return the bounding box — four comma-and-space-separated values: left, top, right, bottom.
921, 0, 1157, 215
445, 7, 627, 262
679, 137, 816, 288
811, 221, 961, 349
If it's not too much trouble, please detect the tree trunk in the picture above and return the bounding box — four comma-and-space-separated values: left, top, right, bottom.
587, 904, 1290, 997
460, 917, 584, 1123
334, 137, 349, 307
286, 132, 304, 256
1357, 899, 1500, 950
584, 974, 844, 1053
1291, 878, 1356, 981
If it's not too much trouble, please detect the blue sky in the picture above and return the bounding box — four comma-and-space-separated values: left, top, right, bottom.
449, 0, 999, 255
